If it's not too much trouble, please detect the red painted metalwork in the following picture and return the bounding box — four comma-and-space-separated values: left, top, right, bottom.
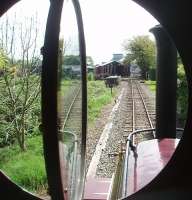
127, 139, 179, 196
84, 178, 112, 200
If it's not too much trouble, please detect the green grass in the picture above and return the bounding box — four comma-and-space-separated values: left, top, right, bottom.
0, 136, 47, 193
88, 80, 117, 123
60, 79, 80, 94
145, 80, 156, 92
0, 80, 118, 194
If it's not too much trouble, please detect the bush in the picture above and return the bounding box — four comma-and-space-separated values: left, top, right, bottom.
88, 80, 117, 122
145, 80, 156, 92
177, 64, 188, 124
0, 76, 41, 148
88, 72, 94, 81
149, 68, 156, 80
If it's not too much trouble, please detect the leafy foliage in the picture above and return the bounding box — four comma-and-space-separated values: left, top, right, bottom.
123, 35, 156, 79
87, 72, 94, 81
177, 64, 188, 124
0, 73, 41, 149
87, 56, 94, 66
0, 12, 41, 151
0, 49, 8, 68
145, 80, 156, 92
63, 55, 81, 65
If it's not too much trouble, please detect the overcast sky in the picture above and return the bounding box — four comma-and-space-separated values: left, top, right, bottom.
2, 0, 158, 64
80, 0, 158, 64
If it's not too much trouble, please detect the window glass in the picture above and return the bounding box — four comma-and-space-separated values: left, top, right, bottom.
0, 0, 50, 198
57, 0, 84, 199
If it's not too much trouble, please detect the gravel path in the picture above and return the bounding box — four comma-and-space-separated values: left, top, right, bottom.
86, 83, 123, 172
94, 79, 156, 178
95, 81, 129, 177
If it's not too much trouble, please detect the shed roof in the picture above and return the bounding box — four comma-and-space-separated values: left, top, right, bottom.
95, 61, 121, 68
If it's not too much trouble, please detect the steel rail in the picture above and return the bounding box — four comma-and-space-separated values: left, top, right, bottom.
122, 127, 184, 198
131, 79, 136, 146
129, 128, 183, 139
135, 80, 155, 137
122, 79, 184, 198
62, 86, 81, 131
122, 79, 154, 197
131, 79, 136, 132
115, 78, 157, 197
121, 137, 131, 197
122, 79, 136, 197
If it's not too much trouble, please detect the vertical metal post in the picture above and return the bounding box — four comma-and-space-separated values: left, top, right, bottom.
150, 25, 177, 138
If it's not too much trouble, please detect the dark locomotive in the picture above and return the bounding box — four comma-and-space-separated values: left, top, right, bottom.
0, 0, 192, 200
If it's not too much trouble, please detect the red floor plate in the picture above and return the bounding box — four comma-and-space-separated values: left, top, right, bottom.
127, 138, 179, 196
84, 178, 112, 200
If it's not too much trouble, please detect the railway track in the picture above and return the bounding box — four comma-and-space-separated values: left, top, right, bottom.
123, 79, 155, 131
58, 84, 82, 135
91, 78, 156, 178
58, 84, 82, 199
130, 79, 155, 143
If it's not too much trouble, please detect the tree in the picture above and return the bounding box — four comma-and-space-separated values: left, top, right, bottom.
177, 64, 188, 125
123, 35, 156, 79
0, 48, 8, 67
63, 55, 80, 65
0, 13, 41, 151
87, 56, 94, 67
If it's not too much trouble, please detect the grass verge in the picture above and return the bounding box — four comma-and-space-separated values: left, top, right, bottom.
88, 80, 117, 123
145, 80, 156, 92
0, 80, 118, 193
0, 135, 47, 194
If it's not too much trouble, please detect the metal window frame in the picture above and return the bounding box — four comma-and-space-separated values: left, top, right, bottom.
42, 0, 87, 199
